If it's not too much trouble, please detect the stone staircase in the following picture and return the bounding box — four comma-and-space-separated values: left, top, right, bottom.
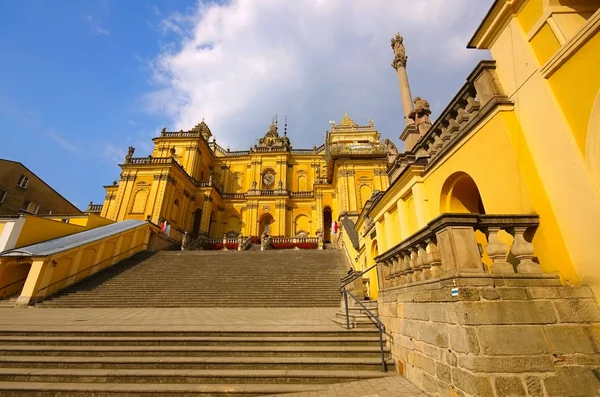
38, 249, 348, 308
333, 300, 380, 329
0, 295, 18, 308
0, 328, 395, 396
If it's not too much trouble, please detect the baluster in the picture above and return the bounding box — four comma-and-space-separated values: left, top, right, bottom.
465, 96, 480, 115
456, 108, 470, 125
410, 249, 422, 281
511, 227, 542, 273
402, 253, 413, 284
484, 227, 514, 273
425, 238, 443, 277
417, 243, 430, 280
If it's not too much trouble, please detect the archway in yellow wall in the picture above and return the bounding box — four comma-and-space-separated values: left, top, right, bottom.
224, 215, 241, 237
297, 175, 308, 191
294, 214, 310, 236
208, 211, 216, 237
323, 207, 332, 242
258, 213, 274, 236
586, 90, 600, 197
191, 209, 203, 238
360, 185, 373, 207
440, 172, 486, 214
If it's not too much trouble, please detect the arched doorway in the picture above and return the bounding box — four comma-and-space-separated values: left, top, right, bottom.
323, 207, 332, 242
258, 213, 274, 236
191, 209, 203, 238
440, 172, 486, 214
208, 211, 216, 237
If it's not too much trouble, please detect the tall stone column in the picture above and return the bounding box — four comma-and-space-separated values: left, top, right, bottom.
391, 33, 419, 151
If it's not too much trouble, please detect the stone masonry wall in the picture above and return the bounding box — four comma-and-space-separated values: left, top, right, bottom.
379, 274, 600, 397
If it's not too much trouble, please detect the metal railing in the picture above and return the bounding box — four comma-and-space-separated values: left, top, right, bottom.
37, 244, 147, 294
344, 290, 387, 373
339, 263, 387, 372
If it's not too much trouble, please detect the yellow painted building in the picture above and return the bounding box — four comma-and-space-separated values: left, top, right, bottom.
351, 0, 600, 300
96, 115, 391, 243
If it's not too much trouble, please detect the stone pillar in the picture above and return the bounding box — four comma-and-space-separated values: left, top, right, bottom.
435, 225, 483, 273
391, 33, 419, 151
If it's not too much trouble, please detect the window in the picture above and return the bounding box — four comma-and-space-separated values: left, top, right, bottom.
0, 190, 6, 203
17, 175, 29, 188
22, 200, 31, 211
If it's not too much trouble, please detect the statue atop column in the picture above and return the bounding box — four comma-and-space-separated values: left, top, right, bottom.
391, 33, 408, 70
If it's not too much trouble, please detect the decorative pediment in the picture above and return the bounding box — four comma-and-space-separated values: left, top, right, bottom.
257, 120, 291, 149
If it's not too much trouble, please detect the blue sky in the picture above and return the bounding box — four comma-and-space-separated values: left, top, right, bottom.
0, 0, 493, 210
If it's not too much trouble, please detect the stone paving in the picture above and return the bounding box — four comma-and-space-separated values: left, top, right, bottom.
265, 376, 427, 397
0, 307, 426, 396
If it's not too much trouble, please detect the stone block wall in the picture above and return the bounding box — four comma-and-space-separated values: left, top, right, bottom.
379, 274, 600, 397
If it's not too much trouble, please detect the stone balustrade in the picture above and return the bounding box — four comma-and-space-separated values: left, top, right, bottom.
86, 203, 103, 212
376, 213, 541, 290
270, 236, 319, 244
326, 143, 388, 159
221, 193, 245, 199
290, 191, 313, 198
388, 61, 512, 182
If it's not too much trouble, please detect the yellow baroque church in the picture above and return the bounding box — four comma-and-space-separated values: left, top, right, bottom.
98, 115, 392, 243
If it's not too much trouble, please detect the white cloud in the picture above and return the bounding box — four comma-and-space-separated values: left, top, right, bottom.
146, 0, 493, 150
47, 131, 79, 153
85, 15, 110, 36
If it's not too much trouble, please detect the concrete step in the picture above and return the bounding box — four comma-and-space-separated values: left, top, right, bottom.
0, 345, 389, 358
0, 335, 382, 346
0, 355, 395, 371
0, 330, 379, 338
0, 368, 394, 385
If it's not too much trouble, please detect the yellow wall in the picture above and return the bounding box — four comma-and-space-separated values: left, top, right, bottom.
15, 216, 85, 248
518, 0, 544, 33
12, 223, 152, 306
548, 32, 600, 153
530, 23, 561, 65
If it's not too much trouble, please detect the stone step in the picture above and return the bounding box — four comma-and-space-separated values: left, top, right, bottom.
0, 381, 344, 396
0, 335, 381, 346
331, 317, 380, 329
0, 330, 379, 338
0, 355, 395, 371
0, 368, 393, 385
0, 345, 388, 358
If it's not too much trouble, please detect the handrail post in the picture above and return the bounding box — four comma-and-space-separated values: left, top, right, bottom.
379, 326, 388, 372
343, 290, 350, 329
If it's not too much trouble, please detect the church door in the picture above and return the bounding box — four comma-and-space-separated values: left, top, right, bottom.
323, 207, 332, 242
191, 209, 202, 238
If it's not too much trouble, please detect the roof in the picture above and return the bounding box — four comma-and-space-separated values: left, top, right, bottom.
0, 158, 83, 215
0, 220, 146, 257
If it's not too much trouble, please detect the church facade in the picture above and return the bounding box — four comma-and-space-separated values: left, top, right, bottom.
98, 114, 393, 242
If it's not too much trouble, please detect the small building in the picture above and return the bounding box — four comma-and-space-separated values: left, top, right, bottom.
0, 159, 82, 217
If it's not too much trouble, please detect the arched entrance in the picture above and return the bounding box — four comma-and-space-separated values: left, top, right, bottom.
258, 213, 274, 236
208, 211, 216, 237
323, 207, 332, 242
191, 209, 203, 238
440, 172, 486, 214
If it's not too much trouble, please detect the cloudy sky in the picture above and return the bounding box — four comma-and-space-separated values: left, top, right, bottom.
0, 0, 493, 209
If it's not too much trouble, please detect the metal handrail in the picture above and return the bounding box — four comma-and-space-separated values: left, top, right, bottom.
37, 244, 147, 293
339, 263, 377, 294
0, 277, 28, 294
343, 290, 388, 372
